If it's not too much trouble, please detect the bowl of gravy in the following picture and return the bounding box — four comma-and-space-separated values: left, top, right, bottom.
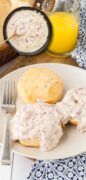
3, 7, 52, 55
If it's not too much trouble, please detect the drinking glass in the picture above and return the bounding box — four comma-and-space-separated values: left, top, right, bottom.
42, 0, 80, 57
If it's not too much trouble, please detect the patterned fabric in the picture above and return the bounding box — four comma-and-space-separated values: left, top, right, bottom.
71, 0, 86, 68
27, 153, 86, 180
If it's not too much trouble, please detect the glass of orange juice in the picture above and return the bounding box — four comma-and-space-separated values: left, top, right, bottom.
42, 0, 80, 57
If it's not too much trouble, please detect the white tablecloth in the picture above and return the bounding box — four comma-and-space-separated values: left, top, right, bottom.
0, 147, 33, 180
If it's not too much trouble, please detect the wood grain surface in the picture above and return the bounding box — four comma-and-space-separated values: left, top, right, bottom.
0, 51, 78, 78
0, 0, 18, 65
0, 0, 11, 43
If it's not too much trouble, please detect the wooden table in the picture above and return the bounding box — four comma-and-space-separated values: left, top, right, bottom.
0, 51, 79, 78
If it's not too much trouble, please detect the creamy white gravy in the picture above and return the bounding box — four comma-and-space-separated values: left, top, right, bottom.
10, 101, 63, 151
11, 88, 86, 151
7, 10, 48, 53
55, 88, 86, 132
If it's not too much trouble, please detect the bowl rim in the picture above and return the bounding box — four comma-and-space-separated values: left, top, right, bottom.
3, 6, 52, 56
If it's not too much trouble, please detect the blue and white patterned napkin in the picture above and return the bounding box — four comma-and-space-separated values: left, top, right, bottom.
27, 153, 86, 180
71, 0, 86, 68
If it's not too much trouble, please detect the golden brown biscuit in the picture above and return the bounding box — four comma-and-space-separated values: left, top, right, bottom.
11, 101, 63, 151
19, 138, 40, 147
17, 67, 63, 104
70, 118, 80, 125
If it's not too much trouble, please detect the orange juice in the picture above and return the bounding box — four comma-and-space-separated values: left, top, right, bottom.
48, 12, 79, 54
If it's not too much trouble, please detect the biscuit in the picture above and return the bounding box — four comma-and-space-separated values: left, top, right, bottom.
70, 118, 80, 125
19, 138, 40, 147
11, 101, 63, 151
17, 67, 63, 104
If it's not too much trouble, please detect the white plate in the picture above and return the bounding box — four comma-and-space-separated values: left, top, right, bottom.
0, 63, 86, 160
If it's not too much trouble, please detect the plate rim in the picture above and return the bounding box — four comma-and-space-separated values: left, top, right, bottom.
0, 63, 86, 160
0, 63, 85, 81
